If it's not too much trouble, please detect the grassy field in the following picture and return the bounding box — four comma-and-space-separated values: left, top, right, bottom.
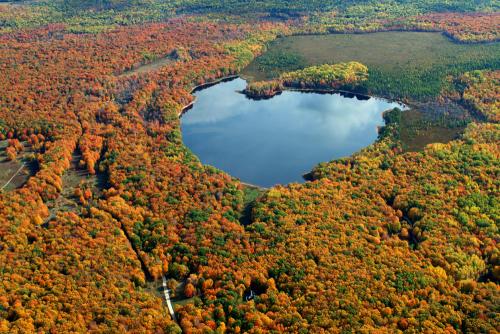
118, 56, 176, 78
242, 32, 500, 100
242, 31, 498, 150
399, 106, 469, 151
0, 140, 36, 191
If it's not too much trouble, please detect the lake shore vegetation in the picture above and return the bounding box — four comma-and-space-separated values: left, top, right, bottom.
0, 1, 498, 332
244, 62, 368, 98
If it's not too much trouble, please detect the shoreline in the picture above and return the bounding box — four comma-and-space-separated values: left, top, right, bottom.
239, 84, 410, 108
177, 74, 403, 189
178, 75, 239, 116
176, 72, 479, 189
181, 74, 409, 111
240, 182, 268, 190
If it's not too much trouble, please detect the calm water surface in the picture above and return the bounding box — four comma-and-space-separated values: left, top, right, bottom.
181, 78, 403, 187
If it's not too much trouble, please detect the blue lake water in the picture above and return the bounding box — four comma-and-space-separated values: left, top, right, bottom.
181, 78, 403, 187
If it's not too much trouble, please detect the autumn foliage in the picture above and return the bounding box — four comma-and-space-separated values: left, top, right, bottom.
280, 62, 368, 89
0, 4, 498, 333
407, 13, 500, 43
244, 62, 368, 98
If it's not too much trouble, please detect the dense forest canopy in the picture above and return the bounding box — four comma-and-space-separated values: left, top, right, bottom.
1, 0, 499, 32
42, 0, 500, 13
0, 0, 498, 333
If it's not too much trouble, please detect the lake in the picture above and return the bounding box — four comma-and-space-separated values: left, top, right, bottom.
242, 31, 493, 150
181, 78, 403, 187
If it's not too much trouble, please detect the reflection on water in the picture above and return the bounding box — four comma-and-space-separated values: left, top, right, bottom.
181, 78, 403, 187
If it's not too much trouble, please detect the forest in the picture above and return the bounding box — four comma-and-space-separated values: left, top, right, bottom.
0, 0, 498, 333
244, 62, 368, 98
243, 32, 500, 100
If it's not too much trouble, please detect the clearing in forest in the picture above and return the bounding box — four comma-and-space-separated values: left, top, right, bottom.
44, 151, 103, 221
0, 140, 37, 191
118, 56, 176, 77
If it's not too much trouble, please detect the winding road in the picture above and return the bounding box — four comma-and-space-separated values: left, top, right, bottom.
162, 276, 177, 322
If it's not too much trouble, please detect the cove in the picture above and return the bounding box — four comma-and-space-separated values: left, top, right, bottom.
181, 78, 403, 187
